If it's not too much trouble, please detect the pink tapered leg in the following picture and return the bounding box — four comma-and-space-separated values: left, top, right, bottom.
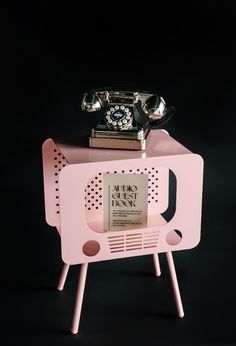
57, 264, 70, 291
152, 253, 161, 276
71, 263, 88, 335
165, 252, 184, 318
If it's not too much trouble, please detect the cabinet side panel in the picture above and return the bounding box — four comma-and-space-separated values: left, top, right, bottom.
42, 139, 68, 228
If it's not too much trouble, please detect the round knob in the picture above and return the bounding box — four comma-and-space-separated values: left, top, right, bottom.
81, 92, 102, 112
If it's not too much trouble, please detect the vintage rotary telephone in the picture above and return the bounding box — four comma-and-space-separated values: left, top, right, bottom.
81, 88, 175, 150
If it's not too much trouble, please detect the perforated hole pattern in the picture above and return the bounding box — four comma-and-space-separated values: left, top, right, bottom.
85, 168, 159, 211
52, 150, 159, 213
53, 148, 68, 214
51, 148, 164, 253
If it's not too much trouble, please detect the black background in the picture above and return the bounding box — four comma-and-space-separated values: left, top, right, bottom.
3, 1, 236, 345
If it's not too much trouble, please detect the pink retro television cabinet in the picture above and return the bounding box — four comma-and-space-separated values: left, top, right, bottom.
42, 129, 204, 335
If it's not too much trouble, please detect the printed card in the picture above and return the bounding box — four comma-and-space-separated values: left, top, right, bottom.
103, 173, 148, 232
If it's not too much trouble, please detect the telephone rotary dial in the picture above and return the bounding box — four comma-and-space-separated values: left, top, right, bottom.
81, 89, 174, 150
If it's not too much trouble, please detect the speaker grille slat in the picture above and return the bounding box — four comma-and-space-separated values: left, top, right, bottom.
108, 231, 159, 254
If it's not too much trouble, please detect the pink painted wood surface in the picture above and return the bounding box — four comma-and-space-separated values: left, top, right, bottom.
71, 263, 88, 334
42, 130, 204, 265
55, 130, 191, 165
57, 263, 70, 291
166, 252, 184, 318
153, 253, 161, 276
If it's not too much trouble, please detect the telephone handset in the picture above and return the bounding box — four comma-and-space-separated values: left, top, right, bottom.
81, 89, 175, 150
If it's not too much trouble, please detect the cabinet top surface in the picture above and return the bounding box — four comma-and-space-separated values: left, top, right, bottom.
52, 130, 192, 164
